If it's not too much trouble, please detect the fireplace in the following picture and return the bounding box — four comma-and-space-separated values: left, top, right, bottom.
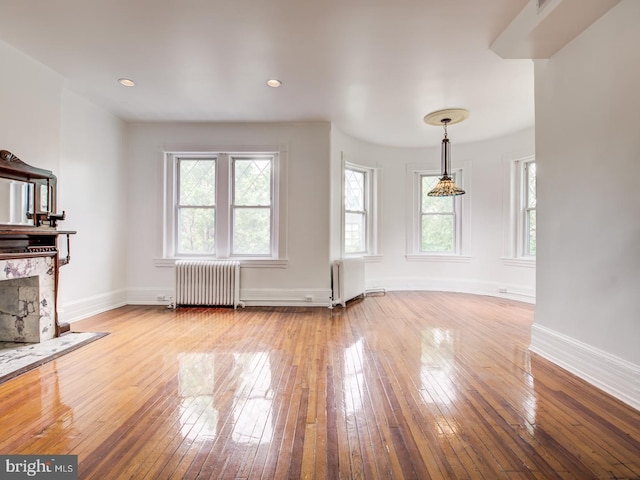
0, 150, 75, 343
0, 256, 56, 342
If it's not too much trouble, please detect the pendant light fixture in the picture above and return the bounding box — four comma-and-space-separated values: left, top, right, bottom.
423, 108, 469, 197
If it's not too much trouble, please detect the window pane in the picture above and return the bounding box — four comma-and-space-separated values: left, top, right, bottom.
345, 169, 365, 211
178, 207, 215, 254
527, 210, 536, 255
233, 208, 271, 255
527, 162, 536, 208
421, 214, 454, 252
421, 176, 453, 213
179, 159, 215, 206
345, 211, 366, 253
234, 158, 272, 206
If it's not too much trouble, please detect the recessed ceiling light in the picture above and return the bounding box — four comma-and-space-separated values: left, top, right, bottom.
266, 79, 282, 88
118, 78, 136, 87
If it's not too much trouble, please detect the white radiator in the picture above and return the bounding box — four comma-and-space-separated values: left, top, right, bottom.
175, 260, 241, 308
332, 257, 366, 307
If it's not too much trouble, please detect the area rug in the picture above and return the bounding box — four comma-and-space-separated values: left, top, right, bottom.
0, 332, 109, 385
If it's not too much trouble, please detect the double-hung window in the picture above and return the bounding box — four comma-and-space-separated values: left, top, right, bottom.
344, 167, 367, 254
522, 160, 536, 256
419, 174, 459, 253
343, 163, 378, 256
176, 157, 216, 255
232, 156, 273, 256
503, 156, 536, 264
407, 167, 467, 260
167, 151, 280, 260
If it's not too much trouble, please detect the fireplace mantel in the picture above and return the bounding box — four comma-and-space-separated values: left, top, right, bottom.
0, 229, 76, 340
0, 228, 76, 261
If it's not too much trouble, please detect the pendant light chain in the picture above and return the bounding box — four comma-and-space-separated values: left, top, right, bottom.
425, 112, 466, 197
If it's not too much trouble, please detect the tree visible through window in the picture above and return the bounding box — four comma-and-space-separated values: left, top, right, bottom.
232, 157, 273, 255
177, 158, 216, 255
421, 175, 455, 253
344, 168, 366, 254
171, 152, 278, 258
524, 161, 536, 256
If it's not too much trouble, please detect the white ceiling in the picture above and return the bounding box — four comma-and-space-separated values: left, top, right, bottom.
0, 0, 540, 147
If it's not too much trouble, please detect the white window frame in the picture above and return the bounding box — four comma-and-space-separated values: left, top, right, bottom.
419, 172, 460, 254
406, 165, 470, 262
229, 154, 276, 257
175, 155, 217, 256
521, 159, 536, 257
163, 149, 286, 265
502, 155, 536, 266
341, 161, 379, 258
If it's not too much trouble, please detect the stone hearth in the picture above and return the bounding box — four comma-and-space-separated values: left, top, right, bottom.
0, 256, 56, 343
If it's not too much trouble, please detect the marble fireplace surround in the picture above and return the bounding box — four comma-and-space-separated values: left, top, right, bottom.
0, 255, 56, 343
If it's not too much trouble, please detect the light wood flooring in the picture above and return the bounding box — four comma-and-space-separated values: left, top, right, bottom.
0, 292, 638, 479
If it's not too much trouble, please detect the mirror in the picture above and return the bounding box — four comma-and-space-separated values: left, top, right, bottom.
0, 178, 34, 225
0, 150, 59, 228
40, 184, 50, 213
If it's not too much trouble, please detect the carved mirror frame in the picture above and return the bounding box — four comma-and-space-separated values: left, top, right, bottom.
0, 150, 58, 228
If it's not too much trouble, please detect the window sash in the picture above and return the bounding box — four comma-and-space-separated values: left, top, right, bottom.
420, 212, 455, 253
345, 210, 367, 254
525, 208, 536, 256
232, 157, 273, 207
525, 161, 536, 209
522, 160, 536, 257
231, 155, 274, 257
419, 174, 459, 254
176, 157, 216, 255
177, 157, 216, 207
345, 169, 366, 211
176, 206, 216, 255
232, 206, 272, 255
343, 166, 371, 255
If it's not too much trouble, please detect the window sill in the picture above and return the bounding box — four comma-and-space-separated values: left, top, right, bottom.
154, 258, 288, 268
502, 257, 536, 268
405, 254, 471, 263
342, 254, 383, 263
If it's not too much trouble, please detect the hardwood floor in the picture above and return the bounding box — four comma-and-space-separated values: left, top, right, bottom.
0, 292, 638, 479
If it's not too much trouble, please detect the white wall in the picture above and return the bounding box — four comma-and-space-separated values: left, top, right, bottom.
532, 0, 640, 409
331, 126, 536, 302
0, 39, 62, 171
0, 38, 128, 324
125, 122, 332, 306
58, 90, 128, 321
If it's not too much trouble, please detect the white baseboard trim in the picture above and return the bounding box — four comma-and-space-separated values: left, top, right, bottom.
530, 324, 640, 411
367, 278, 536, 304
59, 289, 127, 324
126, 288, 175, 307
126, 287, 334, 308
61, 282, 533, 321
240, 288, 333, 307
